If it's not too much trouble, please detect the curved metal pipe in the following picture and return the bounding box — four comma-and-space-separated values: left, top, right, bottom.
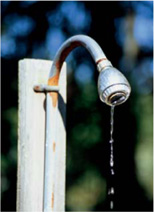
48, 35, 131, 106
48, 35, 112, 79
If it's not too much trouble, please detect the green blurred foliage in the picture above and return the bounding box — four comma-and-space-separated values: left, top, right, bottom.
66, 169, 106, 210
1, 108, 18, 205
135, 95, 153, 200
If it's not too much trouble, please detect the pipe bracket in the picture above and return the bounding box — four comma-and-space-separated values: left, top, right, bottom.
33, 84, 59, 93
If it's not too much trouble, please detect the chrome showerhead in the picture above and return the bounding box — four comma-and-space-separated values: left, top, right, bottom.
98, 66, 131, 106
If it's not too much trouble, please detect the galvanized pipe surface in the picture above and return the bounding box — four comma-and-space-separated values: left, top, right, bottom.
43, 93, 58, 212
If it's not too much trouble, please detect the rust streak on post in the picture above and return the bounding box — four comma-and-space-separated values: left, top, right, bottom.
51, 192, 54, 209
53, 141, 56, 152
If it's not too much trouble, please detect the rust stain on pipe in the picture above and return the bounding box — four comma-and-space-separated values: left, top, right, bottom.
48, 41, 81, 108
59, 41, 81, 65
34, 85, 40, 91
48, 73, 59, 107
51, 192, 54, 209
48, 41, 82, 107
96, 58, 107, 64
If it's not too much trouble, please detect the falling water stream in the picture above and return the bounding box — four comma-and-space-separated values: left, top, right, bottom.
108, 105, 115, 210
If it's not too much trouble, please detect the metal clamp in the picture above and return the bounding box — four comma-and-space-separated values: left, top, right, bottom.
33, 84, 59, 93
97, 59, 112, 72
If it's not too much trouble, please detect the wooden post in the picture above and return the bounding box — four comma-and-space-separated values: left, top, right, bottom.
17, 59, 66, 211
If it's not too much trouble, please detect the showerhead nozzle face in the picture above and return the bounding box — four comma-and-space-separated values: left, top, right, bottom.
98, 67, 131, 106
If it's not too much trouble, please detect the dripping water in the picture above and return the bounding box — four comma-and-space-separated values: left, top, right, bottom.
108, 105, 115, 210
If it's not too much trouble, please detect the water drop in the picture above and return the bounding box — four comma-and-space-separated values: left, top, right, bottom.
110, 201, 114, 209
110, 160, 114, 167
111, 187, 114, 194
111, 169, 114, 175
